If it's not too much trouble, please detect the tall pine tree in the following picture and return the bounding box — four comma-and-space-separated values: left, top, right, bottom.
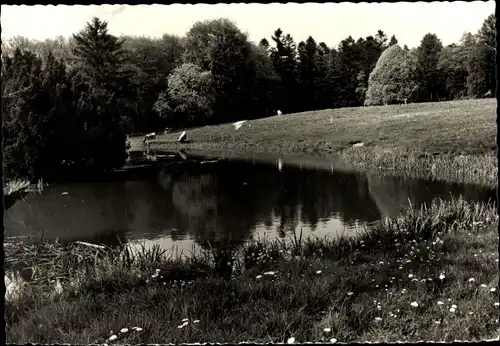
415, 33, 444, 102
70, 17, 130, 172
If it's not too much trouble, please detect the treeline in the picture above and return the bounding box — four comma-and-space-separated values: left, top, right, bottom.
1, 15, 496, 181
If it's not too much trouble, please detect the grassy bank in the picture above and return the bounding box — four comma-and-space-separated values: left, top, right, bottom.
140, 99, 497, 187
5, 197, 499, 343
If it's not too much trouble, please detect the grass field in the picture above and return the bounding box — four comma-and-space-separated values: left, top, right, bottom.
137, 99, 498, 187
5, 197, 499, 343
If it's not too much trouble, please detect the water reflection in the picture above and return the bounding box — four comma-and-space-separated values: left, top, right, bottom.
4, 157, 495, 255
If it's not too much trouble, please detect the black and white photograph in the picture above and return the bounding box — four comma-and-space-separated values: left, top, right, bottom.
2, 1, 498, 343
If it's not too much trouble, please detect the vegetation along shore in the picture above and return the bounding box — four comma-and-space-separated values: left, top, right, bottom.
2, 5, 497, 344
146, 98, 497, 187
5, 197, 499, 343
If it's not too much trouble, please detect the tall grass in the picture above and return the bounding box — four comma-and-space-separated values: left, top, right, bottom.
341, 147, 498, 187
5, 197, 499, 343
3, 179, 45, 211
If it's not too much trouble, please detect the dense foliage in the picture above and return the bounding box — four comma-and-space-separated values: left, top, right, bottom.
1, 14, 496, 182
365, 45, 418, 106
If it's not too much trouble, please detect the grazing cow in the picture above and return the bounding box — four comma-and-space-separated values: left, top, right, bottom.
178, 131, 187, 143
277, 109, 283, 116
143, 132, 156, 143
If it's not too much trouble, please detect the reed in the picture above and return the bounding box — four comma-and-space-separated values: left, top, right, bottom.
5, 197, 499, 343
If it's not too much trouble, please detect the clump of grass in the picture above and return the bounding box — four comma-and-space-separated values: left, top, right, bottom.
3, 179, 45, 210
341, 147, 497, 187
3, 178, 45, 195
6, 197, 499, 343
3, 179, 31, 195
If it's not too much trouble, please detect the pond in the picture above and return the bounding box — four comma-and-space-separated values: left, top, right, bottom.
4, 152, 496, 257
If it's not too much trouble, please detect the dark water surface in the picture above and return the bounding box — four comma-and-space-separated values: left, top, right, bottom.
4, 153, 495, 255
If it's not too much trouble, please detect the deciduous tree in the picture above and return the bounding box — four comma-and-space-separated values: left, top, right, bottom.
154, 63, 216, 128
183, 18, 256, 122
365, 45, 418, 106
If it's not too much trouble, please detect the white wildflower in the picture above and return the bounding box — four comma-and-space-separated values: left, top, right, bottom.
109, 335, 118, 341
287, 337, 296, 344
120, 328, 129, 333
410, 301, 419, 307
177, 322, 189, 329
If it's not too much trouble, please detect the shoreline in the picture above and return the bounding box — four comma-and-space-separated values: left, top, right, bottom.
133, 99, 498, 188
145, 143, 498, 188
5, 197, 499, 343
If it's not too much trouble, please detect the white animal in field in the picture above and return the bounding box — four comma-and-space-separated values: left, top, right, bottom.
178, 131, 187, 143
143, 132, 156, 143
277, 109, 283, 116
233, 120, 247, 130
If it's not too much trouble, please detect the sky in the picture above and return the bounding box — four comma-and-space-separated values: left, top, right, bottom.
1, 2, 495, 49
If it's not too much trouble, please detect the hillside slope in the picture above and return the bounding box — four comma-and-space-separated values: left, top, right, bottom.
134, 99, 497, 187
146, 99, 496, 156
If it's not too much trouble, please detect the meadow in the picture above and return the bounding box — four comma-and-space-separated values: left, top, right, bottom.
5, 99, 499, 343
143, 99, 498, 187
5, 197, 499, 343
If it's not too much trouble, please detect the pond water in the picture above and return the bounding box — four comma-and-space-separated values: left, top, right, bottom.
4, 152, 495, 257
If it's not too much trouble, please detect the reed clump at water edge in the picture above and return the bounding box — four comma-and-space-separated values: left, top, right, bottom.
3, 179, 45, 210
5, 197, 499, 344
